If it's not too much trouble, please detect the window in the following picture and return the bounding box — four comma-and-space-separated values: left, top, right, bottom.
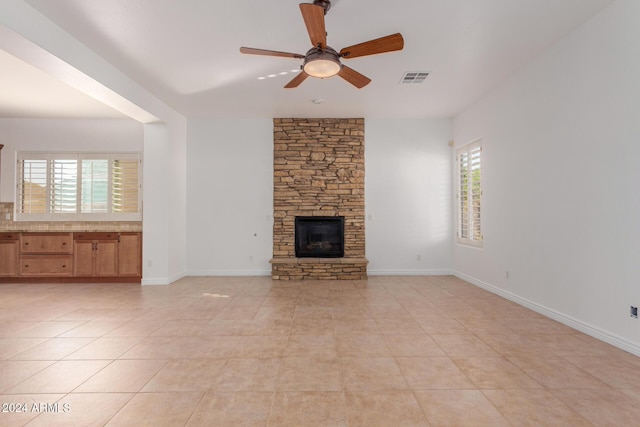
456, 140, 482, 246
16, 152, 142, 221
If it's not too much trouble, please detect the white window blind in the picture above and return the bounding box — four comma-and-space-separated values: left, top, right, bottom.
456, 140, 482, 246
19, 159, 47, 215
51, 159, 78, 214
16, 152, 142, 221
112, 159, 140, 214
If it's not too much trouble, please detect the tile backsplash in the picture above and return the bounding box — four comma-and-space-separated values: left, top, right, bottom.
0, 202, 142, 232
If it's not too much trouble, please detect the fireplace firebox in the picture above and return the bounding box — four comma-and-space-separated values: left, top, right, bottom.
295, 216, 345, 258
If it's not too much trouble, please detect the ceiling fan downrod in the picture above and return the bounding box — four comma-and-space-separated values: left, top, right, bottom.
313, 0, 331, 14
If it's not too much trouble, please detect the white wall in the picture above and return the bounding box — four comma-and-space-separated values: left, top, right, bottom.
366, 119, 453, 274
0, 118, 143, 202
186, 118, 454, 276
453, 0, 640, 354
186, 119, 274, 275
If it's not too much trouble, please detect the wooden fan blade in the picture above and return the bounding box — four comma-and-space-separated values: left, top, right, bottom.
339, 33, 404, 59
284, 71, 309, 88
300, 3, 326, 48
337, 65, 371, 89
240, 47, 304, 59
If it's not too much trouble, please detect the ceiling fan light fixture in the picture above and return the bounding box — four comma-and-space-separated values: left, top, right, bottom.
239, 3, 404, 89
303, 47, 342, 78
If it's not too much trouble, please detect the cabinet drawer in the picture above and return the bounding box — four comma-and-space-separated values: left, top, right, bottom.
20, 255, 73, 276
74, 232, 118, 241
0, 233, 19, 241
21, 233, 72, 254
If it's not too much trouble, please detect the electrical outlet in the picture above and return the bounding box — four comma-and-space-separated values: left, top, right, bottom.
631, 306, 638, 318
505, 271, 510, 279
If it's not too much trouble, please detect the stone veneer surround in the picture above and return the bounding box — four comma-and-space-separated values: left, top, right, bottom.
270, 118, 367, 280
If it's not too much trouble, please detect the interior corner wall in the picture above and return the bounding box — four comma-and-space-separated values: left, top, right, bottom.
365, 118, 453, 275
452, 0, 640, 354
142, 121, 189, 285
167, 118, 188, 282
186, 118, 274, 276
142, 123, 170, 284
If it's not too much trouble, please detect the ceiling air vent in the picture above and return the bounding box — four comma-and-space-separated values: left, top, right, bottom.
400, 71, 429, 84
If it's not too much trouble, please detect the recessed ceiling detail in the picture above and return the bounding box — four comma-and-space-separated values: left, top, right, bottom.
400, 72, 430, 84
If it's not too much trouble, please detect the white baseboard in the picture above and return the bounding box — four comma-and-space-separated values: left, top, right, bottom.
141, 271, 187, 285
368, 269, 454, 276
141, 278, 170, 285
455, 271, 640, 357
187, 269, 271, 277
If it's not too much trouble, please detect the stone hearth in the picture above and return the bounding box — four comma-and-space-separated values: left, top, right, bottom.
270, 118, 367, 280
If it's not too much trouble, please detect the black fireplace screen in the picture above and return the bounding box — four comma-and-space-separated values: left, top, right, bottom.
295, 216, 345, 258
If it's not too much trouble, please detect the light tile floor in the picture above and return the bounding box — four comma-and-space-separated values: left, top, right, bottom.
1, 275, 640, 426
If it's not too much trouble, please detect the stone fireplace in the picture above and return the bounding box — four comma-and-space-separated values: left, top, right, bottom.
270, 118, 368, 279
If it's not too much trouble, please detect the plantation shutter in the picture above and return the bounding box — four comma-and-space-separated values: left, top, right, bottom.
15, 152, 142, 221
18, 159, 47, 215
457, 140, 482, 246
469, 145, 482, 241
80, 159, 109, 214
49, 159, 78, 214
458, 151, 470, 239
112, 158, 140, 214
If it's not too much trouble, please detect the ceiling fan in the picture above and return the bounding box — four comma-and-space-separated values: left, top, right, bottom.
239, 0, 404, 89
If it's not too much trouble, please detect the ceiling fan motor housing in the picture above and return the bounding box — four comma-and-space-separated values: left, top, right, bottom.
303, 46, 342, 78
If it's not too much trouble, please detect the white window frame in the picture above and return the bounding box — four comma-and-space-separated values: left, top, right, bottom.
456, 139, 483, 247
15, 152, 142, 222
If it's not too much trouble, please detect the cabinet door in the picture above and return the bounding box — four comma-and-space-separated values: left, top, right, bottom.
95, 240, 117, 276
0, 240, 18, 277
73, 241, 95, 276
118, 233, 141, 276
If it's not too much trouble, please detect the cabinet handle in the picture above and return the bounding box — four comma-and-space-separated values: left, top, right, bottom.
24, 264, 29, 268
62, 242, 67, 246
24, 242, 29, 245
62, 265, 66, 268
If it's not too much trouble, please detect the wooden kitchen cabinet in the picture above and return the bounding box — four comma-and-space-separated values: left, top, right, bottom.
0, 231, 141, 283
118, 232, 142, 277
0, 233, 19, 277
19, 233, 73, 277
73, 233, 118, 277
